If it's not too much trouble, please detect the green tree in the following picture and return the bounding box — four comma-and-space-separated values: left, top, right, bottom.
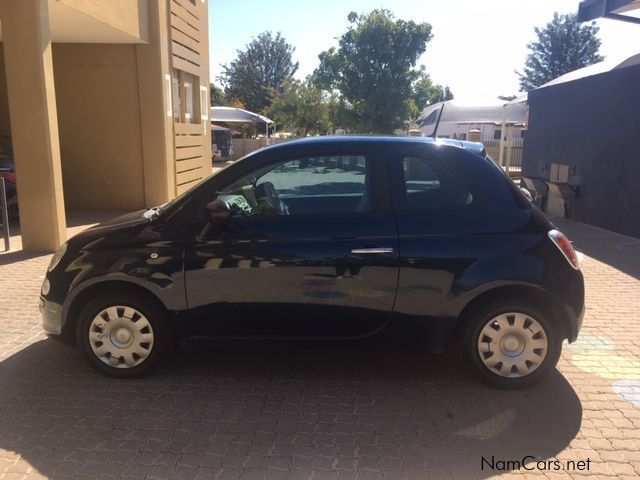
327, 93, 356, 132
210, 83, 226, 106
498, 95, 517, 102
412, 71, 453, 113
517, 12, 603, 91
220, 31, 299, 113
313, 10, 433, 133
266, 79, 331, 136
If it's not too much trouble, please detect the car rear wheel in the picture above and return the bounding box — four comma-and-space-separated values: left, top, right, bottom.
77, 290, 168, 377
464, 298, 562, 388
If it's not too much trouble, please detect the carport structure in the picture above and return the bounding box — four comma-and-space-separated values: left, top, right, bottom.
211, 106, 275, 138
0, 0, 211, 252
578, 0, 640, 23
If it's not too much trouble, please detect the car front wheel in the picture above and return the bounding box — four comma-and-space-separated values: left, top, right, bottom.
464, 298, 562, 388
77, 290, 168, 377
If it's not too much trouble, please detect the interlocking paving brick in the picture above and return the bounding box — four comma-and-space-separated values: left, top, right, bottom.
1, 214, 640, 479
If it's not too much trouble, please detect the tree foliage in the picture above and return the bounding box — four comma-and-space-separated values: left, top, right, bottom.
517, 12, 603, 91
266, 79, 331, 136
210, 83, 226, 106
411, 70, 453, 116
312, 10, 433, 133
220, 32, 299, 113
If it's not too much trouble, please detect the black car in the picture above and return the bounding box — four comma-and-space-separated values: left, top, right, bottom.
40, 136, 584, 388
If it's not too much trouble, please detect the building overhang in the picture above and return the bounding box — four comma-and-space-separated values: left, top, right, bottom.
578, 0, 640, 24
0, 0, 149, 44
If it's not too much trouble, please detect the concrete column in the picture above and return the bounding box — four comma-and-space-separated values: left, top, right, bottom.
135, 0, 175, 206
0, 0, 66, 251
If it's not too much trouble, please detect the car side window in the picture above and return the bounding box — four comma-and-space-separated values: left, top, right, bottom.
401, 156, 473, 209
218, 155, 370, 216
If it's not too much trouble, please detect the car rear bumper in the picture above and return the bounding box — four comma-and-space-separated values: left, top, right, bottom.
566, 300, 584, 343
557, 267, 585, 343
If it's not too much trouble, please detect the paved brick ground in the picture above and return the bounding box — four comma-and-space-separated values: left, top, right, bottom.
1, 214, 639, 479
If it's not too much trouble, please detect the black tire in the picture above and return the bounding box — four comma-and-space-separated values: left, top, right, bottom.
76, 289, 169, 378
462, 297, 562, 389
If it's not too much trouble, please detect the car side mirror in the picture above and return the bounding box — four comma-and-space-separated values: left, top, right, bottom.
520, 187, 533, 202
204, 198, 231, 223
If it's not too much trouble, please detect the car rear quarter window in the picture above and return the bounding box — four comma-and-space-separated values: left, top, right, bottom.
401, 156, 474, 210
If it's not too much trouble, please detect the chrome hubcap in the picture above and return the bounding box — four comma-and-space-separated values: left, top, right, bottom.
89, 306, 154, 369
477, 312, 548, 378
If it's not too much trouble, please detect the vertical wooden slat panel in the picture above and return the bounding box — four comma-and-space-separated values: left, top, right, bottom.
170, 0, 209, 196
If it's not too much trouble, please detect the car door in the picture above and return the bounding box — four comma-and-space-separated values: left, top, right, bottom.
388, 145, 484, 347
182, 150, 399, 338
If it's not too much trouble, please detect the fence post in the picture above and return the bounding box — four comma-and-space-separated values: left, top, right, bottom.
0, 176, 10, 251
506, 126, 513, 172
498, 105, 506, 167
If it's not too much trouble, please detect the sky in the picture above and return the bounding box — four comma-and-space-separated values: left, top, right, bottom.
208, 0, 640, 104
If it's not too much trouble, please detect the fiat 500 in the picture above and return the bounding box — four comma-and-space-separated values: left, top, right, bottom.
40, 136, 584, 388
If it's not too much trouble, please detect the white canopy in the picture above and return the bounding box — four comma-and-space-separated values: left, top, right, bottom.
416, 100, 528, 136
210, 106, 273, 125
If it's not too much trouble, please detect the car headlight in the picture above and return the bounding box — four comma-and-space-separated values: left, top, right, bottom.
48, 242, 68, 272
41, 277, 51, 296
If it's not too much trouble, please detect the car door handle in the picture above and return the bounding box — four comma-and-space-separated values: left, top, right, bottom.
350, 247, 394, 255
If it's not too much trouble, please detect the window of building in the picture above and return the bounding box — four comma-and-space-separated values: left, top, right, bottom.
183, 74, 195, 122
200, 86, 208, 124
172, 69, 200, 124
401, 157, 474, 209
493, 130, 501, 140
171, 71, 181, 123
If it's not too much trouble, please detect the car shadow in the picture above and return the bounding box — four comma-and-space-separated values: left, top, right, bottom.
550, 215, 640, 280
0, 339, 582, 479
0, 249, 50, 266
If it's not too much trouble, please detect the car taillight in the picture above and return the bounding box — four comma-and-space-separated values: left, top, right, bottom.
548, 229, 580, 270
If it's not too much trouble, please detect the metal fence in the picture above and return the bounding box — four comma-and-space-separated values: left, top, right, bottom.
224, 135, 525, 179
482, 137, 523, 177
227, 137, 291, 161
0, 174, 10, 251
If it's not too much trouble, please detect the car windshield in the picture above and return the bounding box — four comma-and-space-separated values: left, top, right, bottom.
147, 149, 265, 218
139, 172, 216, 220
159, 174, 213, 212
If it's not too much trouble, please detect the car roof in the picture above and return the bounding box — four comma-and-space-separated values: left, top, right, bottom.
260, 135, 487, 158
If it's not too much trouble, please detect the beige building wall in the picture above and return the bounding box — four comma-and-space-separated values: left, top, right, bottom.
0, 0, 211, 251
53, 44, 145, 210
55, 0, 149, 42
0, 48, 10, 138
135, 0, 176, 207
0, 0, 67, 251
